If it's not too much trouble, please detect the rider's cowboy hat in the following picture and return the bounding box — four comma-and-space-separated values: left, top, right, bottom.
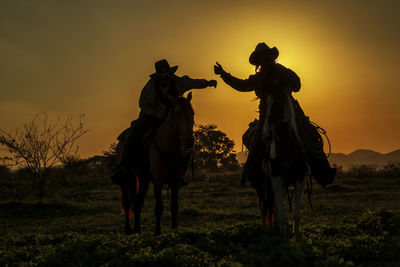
150, 59, 178, 78
249, 42, 279, 65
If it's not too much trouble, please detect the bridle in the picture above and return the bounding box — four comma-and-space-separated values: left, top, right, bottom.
171, 99, 195, 155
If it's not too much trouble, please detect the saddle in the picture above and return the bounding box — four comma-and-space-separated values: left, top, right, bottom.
116, 122, 154, 171
242, 111, 335, 187
242, 119, 259, 149
241, 119, 267, 187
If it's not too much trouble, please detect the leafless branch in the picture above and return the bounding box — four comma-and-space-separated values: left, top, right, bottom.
0, 112, 88, 198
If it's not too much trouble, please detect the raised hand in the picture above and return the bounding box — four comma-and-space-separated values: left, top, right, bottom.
214, 62, 225, 75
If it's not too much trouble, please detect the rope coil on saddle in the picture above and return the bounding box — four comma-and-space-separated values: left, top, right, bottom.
304, 121, 331, 210
309, 121, 332, 157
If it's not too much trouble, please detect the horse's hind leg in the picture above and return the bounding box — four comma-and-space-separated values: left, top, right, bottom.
121, 186, 133, 235
256, 187, 267, 225
133, 177, 149, 234
154, 183, 163, 235
293, 179, 305, 239
170, 184, 179, 229
271, 175, 289, 234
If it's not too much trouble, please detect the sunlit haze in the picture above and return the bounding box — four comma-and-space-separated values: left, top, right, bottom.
1, 0, 399, 158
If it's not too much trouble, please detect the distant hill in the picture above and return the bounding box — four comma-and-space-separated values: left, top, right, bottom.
236, 149, 400, 168
329, 149, 400, 168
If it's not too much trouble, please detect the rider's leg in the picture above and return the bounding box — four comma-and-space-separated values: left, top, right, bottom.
111, 116, 157, 185
122, 116, 155, 163
291, 97, 336, 186
242, 141, 266, 186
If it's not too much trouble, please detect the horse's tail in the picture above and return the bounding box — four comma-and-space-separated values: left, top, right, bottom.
120, 176, 140, 218
120, 197, 134, 218
256, 176, 275, 226
120, 197, 133, 218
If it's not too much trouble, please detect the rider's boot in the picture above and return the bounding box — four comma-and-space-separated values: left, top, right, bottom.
111, 116, 156, 185
308, 155, 336, 187
241, 143, 266, 186
290, 97, 336, 187
110, 138, 142, 186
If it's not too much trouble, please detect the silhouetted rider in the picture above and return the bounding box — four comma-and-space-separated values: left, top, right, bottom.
111, 59, 217, 185
214, 42, 336, 187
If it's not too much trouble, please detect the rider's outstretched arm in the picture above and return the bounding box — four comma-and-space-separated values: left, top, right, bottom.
219, 72, 256, 92
176, 75, 216, 95
214, 62, 255, 92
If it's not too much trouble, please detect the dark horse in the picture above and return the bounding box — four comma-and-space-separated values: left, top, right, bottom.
254, 91, 307, 236
121, 93, 195, 235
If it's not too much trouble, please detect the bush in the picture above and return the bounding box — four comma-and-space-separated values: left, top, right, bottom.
0, 112, 88, 199
1, 201, 399, 266
0, 162, 111, 202
336, 162, 400, 178
194, 124, 240, 172
0, 224, 321, 266
302, 209, 400, 265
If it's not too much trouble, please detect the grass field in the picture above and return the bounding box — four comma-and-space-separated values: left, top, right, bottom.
1, 170, 400, 266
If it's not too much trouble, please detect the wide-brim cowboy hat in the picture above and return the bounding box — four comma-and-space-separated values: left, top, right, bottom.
249, 42, 279, 65
150, 59, 178, 78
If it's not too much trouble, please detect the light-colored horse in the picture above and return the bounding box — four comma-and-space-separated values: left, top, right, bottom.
256, 92, 307, 236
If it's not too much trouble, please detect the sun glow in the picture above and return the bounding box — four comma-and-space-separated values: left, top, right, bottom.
1, 1, 399, 157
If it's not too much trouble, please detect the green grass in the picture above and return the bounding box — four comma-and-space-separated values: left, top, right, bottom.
1, 172, 400, 266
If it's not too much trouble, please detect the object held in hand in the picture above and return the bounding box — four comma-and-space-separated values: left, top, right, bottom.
209, 80, 217, 88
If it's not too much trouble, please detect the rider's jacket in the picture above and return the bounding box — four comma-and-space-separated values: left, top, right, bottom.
139, 75, 211, 120
220, 63, 301, 117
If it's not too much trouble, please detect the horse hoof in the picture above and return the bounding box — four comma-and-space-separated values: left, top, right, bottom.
124, 228, 133, 235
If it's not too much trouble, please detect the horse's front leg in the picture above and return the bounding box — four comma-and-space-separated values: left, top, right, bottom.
121, 186, 133, 235
170, 184, 179, 229
154, 183, 163, 235
255, 186, 267, 225
271, 175, 289, 234
293, 179, 305, 239
133, 177, 149, 234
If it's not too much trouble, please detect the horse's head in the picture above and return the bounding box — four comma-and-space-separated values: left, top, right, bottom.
262, 92, 300, 145
169, 92, 195, 155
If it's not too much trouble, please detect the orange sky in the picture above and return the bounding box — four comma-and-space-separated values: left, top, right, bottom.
1, 0, 399, 157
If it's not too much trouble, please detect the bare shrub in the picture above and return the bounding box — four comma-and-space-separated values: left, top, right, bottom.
0, 112, 88, 199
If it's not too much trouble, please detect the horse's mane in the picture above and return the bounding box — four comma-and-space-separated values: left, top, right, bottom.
175, 97, 194, 115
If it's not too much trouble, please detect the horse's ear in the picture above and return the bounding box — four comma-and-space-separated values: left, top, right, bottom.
187, 91, 192, 101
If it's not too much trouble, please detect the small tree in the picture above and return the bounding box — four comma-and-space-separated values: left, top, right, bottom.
0, 112, 88, 198
0, 156, 12, 180
194, 124, 239, 171
102, 142, 118, 171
